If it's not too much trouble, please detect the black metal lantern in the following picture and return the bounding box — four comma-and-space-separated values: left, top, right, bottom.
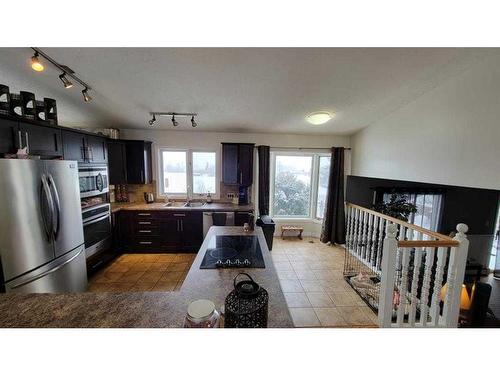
224, 273, 269, 328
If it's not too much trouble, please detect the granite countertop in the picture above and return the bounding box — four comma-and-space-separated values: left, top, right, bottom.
0, 227, 293, 328
110, 202, 254, 213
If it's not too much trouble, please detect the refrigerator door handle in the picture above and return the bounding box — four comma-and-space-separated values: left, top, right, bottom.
39, 174, 55, 242
8, 246, 85, 290
47, 174, 61, 240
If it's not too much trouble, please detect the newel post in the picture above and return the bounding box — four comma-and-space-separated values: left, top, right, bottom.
443, 223, 469, 328
378, 223, 398, 328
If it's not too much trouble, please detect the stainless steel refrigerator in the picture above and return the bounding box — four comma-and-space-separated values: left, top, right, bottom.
0, 159, 87, 293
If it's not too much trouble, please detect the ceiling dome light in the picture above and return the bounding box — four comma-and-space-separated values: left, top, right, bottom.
306, 111, 333, 125
59, 73, 73, 89
191, 115, 197, 128
31, 52, 44, 72
82, 88, 92, 102
172, 115, 179, 127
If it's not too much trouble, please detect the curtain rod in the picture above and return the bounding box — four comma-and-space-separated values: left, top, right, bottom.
270, 147, 352, 151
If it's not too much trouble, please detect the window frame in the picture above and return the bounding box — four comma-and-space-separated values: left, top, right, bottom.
157, 147, 220, 199
269, 151, 330, 220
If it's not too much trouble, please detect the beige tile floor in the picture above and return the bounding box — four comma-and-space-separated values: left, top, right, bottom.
88, 237, 378, 328
272, 237, 378, 328
88, 253, 195, 292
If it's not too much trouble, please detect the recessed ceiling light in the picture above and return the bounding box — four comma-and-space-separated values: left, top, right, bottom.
306, 111, 333, 125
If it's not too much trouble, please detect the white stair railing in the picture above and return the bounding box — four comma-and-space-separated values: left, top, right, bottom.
345, 203, 469, 328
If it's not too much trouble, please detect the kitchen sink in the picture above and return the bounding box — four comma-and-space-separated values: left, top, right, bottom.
163, 201, 186, 207
183, 201, 206, 207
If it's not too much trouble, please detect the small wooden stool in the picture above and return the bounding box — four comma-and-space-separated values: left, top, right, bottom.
281, 225, 304, 240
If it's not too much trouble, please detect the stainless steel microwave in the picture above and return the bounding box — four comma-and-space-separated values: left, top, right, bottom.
78, 165, 109, 198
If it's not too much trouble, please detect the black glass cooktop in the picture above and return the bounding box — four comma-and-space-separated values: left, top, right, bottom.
200, 235, 265, 269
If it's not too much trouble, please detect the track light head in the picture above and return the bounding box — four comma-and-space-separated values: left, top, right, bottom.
172, 115, 179, 127
31, 52, 44, 72
82, 88, 92, 102
59, 73, 73, 89
148, 114, 156, 126
191, 115, 197, 127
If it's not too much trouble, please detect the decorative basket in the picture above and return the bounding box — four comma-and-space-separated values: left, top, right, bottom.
44, 98, 58, 125
20, 91, 36, 119
0, 84, 10, 115
224, 273, 268, 328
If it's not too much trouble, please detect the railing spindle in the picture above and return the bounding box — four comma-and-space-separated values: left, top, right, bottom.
430, 246, 448, 326
408, 232, 423, 326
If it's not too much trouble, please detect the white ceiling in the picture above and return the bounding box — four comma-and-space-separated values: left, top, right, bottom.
0, 48, 497, 135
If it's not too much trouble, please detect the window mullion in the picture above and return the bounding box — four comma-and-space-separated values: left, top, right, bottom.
311, 155, 319, 219
187, 150, 193, 196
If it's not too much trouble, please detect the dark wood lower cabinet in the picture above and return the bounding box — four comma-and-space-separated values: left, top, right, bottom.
117, 210, 203, 253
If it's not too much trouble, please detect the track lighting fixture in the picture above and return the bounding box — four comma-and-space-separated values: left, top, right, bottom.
82, 88, 92, 102
29, 48, 93, 103
148, 112, 199, 127
59, 73, 73, 89
31, 52, 44, 72
171, 115, 179, 127
148, 114, 156, 125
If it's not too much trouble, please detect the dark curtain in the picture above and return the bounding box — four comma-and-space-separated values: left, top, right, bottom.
320, 147, 346, 245
257, 145, 270, 216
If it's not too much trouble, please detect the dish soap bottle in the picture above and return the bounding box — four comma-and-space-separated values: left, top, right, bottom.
206, 191, 212, 204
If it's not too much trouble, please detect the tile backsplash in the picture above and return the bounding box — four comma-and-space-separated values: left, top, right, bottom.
111, 181, 252, 204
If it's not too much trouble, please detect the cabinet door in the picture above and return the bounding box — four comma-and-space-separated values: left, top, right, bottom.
0, 118, 19, 155
62, 130, 86, 163
20, 122, 62, 157
125, 141, 146, 184
238, 144, 254, 186
235, 211, 252, 227
107, 141, 127, 184
86, 135, 107, 164
222, 143, 239, 184
181, 212, 203, 252
161, 217, 183, 251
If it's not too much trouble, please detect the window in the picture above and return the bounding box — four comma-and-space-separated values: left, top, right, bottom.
159, 149, 218, 197
316, 156, 331, 220
192, 151, 216, 195
270, 152, 331, 219
382, 192, 443, 232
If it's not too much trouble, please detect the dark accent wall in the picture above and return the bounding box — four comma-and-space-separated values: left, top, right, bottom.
346, 175, 499, 235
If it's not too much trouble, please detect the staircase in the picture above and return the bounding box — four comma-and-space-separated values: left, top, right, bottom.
344, 203, 469, 328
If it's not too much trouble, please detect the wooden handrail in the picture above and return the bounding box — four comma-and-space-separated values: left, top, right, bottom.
346, 202, 459, 248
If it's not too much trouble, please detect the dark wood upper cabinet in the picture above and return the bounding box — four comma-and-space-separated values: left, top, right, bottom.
0, 118, 18, 155
62, 130, 86, 163
222, 143, 239, 184
107, 139, 152, 185
86, 135, 107, 164
19, 122, 62, 157
62, 130, 107, 164
107, 140, 127, 185
238, 144, 254, 186
0, 117, 62, 158
222, 143, 254, 186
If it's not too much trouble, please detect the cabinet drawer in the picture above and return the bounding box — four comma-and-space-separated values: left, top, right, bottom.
126, 238, 162, 252
134, 226, 161, 236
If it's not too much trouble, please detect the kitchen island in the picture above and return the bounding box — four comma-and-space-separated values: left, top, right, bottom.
0, 227, 293, 328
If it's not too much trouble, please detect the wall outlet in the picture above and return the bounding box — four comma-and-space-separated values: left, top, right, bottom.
227, 193, 235, 199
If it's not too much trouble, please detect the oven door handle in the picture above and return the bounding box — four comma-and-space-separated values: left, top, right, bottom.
83, 214, 110, 227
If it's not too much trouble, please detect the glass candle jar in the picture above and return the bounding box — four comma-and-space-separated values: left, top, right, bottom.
184, 299, 220, 328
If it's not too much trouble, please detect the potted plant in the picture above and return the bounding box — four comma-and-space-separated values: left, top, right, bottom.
374, 193, 417, 222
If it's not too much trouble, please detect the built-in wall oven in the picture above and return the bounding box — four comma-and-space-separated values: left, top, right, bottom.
79, 164, 109, 198
82, 203, 112, 259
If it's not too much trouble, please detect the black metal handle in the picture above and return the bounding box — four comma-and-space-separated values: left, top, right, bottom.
233, 272, 254, 289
